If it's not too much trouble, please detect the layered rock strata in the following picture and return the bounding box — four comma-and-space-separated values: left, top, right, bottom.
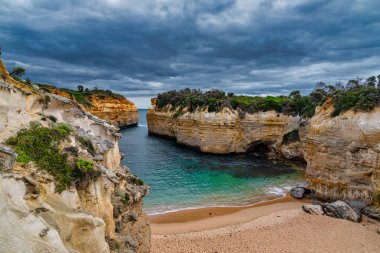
147, 101, 301, 154
303, 100, 380, 205
86, 95, 138, 128
37, 86, 138, 128
0, 59, 150, 253
147, 98, 380, 206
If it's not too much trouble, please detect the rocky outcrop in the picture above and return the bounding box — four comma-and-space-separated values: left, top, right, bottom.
86, 95, 138, 128
37, 85, 138, 128
147, 100, 301, 154
0, 59, 150, 253
322, 200, 362, 222
304, 99, 380, 205
148, 96, 380, 206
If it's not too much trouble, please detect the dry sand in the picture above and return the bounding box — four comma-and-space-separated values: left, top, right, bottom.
150, 197, 380, 253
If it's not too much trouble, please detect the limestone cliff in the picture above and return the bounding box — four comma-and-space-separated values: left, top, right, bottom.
0, 59, 150, 253
304, 99, 380, 205
36, 84, 138, 128
86, 95, 138, 128
147, 97, 380, 206
147, 100, 301, 154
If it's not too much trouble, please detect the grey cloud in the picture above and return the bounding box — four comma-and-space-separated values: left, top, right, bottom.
0, 0, 379, 108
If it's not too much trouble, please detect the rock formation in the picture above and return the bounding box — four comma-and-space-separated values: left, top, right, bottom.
303, 99, 380, 205
0, 59, 150, 253
147, 97, 380, 207
147, 99, 301, 154
86, 94, 138, 128
36, 84, 138, 128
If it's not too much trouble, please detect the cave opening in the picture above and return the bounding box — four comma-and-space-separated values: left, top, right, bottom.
247, 141, 274, 157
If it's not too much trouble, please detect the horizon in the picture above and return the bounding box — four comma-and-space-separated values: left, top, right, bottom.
1, 0, 380, 108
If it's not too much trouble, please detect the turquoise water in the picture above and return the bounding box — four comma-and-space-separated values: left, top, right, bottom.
119, 109, 305, 214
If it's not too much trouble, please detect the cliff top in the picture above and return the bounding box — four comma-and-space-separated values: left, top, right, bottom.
0, 58, 136, 109
0, 59, 34, 93
154, 76, 380, 118
37, 83, 136, 109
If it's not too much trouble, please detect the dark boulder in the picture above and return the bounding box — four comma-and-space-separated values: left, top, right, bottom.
345, 200, 366, 214
322, 200, 361, 222
363, 206, 380, 220
290, 187, 311, 199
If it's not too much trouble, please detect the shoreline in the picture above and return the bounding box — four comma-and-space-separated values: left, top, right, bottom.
150, 194, 380, 253
149, 193, 310, 234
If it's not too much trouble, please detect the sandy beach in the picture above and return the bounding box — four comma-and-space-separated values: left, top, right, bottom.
150, 196, 380, 253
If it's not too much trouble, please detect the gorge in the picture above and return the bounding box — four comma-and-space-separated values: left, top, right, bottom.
1, 54, 380, 253
147, 87, 380, 207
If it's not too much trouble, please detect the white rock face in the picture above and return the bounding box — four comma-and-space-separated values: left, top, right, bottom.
0, 60, 150, 253
0, 176, 70, 253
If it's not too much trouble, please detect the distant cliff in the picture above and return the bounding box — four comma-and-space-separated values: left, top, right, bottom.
147, 100, 301, 155
37, 84, 138, 128
0, 59, 150, 253
86, 94, 138, 128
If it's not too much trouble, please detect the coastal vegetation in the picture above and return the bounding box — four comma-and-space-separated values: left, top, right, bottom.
76, 136, 96, 155
156, 75, 380, 118
5, 121, 100, 192
37, 83, 124, 107
7, 65, 125, 107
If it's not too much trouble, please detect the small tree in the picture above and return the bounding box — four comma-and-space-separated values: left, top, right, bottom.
77, 85, 84, 92
10, 66, 25, 78
289, 90, 301, 99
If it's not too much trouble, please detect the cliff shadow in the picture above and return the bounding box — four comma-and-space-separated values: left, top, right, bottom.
246, 140, 274, 157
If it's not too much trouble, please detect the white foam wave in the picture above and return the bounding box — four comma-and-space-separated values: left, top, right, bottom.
265, 185, 293, 196
138, 124, 148, 127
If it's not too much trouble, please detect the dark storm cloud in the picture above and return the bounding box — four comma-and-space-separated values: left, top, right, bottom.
1, 0, 379, 107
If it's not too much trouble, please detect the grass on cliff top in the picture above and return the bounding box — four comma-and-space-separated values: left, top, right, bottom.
157, 89, 322, 118
156, 75, 380, 118
5, 122, 100, 192
36, 83, 125, 108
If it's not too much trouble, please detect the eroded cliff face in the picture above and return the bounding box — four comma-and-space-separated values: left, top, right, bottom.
304, 100, 380, 205
86, 95, 138, 128
147, 98, 380, 206
0, 60, 150, 253
147, 102, 301, 154
36, 84, 138, 128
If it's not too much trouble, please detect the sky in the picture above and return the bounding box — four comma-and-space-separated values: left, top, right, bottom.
1, 0, 379, 108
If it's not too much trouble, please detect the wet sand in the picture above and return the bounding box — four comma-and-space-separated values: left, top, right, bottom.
149, 194, 308, 234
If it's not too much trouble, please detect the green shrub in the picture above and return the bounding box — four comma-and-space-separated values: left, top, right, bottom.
332, 86, 379, 116
62, 89, 93, 107
72, 159, 101, 181
76, 136, 96, 155
76, 159, 94, 172
4, 123, 101, 192
130, 177, 144, 186
156, 89, 322, 118
36, 83, 125, 107
156, 75, 380, 118
282, 129, 300, 144
121, 194, 130, 205
5, 122, 74, 192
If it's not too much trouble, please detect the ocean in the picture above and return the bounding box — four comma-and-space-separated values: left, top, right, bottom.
119, 109, 305, 214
